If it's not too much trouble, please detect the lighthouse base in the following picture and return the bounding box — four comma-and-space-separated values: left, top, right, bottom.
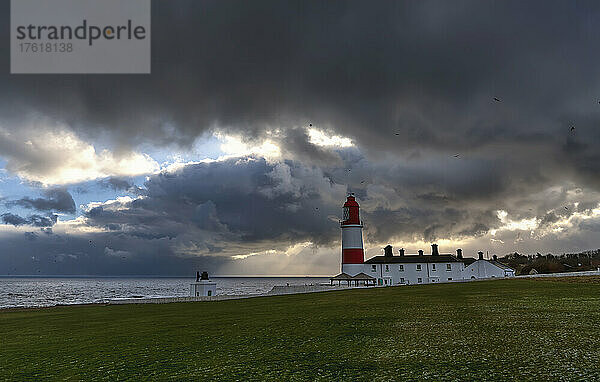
341, 263, 365, 277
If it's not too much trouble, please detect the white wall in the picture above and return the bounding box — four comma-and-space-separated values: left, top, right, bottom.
190, 282, 217, 297
341, 226, 364, 248
341, 263, 365, 276
364, 261, 465, 286
464, 260, 513, 279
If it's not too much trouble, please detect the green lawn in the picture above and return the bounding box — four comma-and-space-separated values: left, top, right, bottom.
1, 278, 600, 381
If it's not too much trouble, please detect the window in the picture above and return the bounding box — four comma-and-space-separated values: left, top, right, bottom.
416, 264, 422, 271
343, 207, 349, 221
385, 265, 389, 272
418, 277, 423, 283
447, 277, 452, 281
400, 277, 405, 283
446, 264, 452, 271
432, 264, 436, 271
371, 265, 377, 272
399, 264, 404, 272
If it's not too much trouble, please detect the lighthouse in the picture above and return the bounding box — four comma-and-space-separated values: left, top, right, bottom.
340, 193, 365, 276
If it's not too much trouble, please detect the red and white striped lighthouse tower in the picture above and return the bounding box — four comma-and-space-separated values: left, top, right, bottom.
340, 193, 365, 276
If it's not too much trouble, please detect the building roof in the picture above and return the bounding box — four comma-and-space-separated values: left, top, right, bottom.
365, 254, 463, 264
465, 258, 515, 271
329, 272, 353, 280
462, 258, 477, 266
351, 272, 376, 280
489, 260, 514, 271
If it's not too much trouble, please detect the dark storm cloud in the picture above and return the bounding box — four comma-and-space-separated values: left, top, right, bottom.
1, 0, 600, 274
0, 229, 231, 275
1, 212, 57, 227
28, 214, 58, 227
1, 213, 28, 226
7, 188, 76, 213
361, 203, 499, 244
77, 151, 528, 256
580, 219, 600, 232
83, 157, 346, 255
24, 231, 37, 241
0, 0, 599, 159
1, 0, 599, 188
279, 128, 342, 165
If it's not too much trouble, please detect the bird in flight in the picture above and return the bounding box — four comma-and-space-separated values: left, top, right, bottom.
309, 123, 312, 127
395, 133, 400, 136
360, 180, 365, 184
453, 154, 460, 158
564, 206, 569, 210
494, 97, 501, 102
570, 126, 575, 132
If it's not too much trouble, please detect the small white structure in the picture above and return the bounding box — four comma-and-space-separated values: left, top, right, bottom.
190, 271, 217, 297
465, 253, 515, 279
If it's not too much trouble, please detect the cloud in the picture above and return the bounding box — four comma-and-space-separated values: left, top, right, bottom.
24, 232, 38, 241
0, 222, 233, 275
104, 247, 133, 259
81, 157, 346, 257
28, 148, 600, 273
1, 213, 57, 227
8, 188, 76, 213
98, 177, 135, 191
0, 1, 596, 158
0, 122, 159, 185
1, 213, 28, 226
0, 1, 599, 274
1, 1, 600, 195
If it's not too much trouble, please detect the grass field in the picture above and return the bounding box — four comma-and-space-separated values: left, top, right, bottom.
1, 277, 600, 381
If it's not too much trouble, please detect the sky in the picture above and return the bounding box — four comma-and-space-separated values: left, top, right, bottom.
1, 0, 600, 275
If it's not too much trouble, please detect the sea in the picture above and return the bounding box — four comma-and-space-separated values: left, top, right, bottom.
0, 276, 330, 309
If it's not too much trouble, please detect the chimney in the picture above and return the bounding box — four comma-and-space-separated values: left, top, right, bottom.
493, 254, 498, 261
478, 251, 484, 260
196, 271, 200, 282
384, 245, 393, 257
431, 244, 439, 256
399, 248, 405, 256
418, 249, 424, 256
456, 249, 463, 259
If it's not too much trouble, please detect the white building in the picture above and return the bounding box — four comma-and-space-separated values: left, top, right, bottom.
364, 244, 466, 286
335, 195, 515, 286
464, 252, 516, 279
190, 271, 217, 297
